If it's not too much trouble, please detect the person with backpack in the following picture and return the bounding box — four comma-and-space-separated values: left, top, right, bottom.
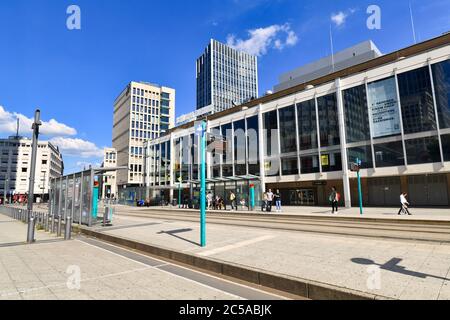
329, 187, 339, 214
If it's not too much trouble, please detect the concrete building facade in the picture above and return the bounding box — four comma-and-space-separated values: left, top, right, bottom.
274, 41, 383, 92
0, 136, 64, 203
146, 34, 450, 209
113, 81, 175, 199
101, 147, 117, 199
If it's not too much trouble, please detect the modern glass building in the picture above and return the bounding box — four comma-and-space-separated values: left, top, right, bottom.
146, 34, 450, 208
196, 39, 258, 114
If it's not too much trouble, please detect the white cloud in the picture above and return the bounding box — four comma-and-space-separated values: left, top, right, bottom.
50, 137, 104, 159
331, 11, 348, 26
331, 9, 357, 27
226, 23, 298, 56
0, 105, 76, 137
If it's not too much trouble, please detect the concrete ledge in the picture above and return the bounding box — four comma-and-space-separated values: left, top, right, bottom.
79, 227, 392, 300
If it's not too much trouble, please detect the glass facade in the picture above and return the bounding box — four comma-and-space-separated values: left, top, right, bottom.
297, 99, 318, 150
197, 40, 258, 113
317, 93, 340, 147
398, 66, 437, 134
432, 59, 450, 129
374, 141, 405, 168
442, 134, 450, 162
148, 51, 450, 208
405, 136, 441, 165
246, 116, 260, 176
279, 105, 297, 153
344, 85, 370, 143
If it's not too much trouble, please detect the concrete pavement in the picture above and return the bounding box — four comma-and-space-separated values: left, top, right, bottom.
0, 214, 286, 300
83, 212, 450, 300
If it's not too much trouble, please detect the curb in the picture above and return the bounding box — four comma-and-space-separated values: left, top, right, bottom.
79, 227, 392, 301
114, 208, 450, 226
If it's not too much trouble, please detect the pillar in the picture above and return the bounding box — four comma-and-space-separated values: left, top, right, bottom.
335, 78, 352, 208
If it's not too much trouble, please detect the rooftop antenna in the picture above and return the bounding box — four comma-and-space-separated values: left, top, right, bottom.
329, 24, 335, 73
409, 2, 417, 44
16, 118, 19, 137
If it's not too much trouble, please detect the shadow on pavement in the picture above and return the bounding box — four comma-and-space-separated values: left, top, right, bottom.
157, 228, 200, 247
352, 257, 450, 281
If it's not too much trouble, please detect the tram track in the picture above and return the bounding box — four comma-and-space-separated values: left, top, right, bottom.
112, 209, 450, 243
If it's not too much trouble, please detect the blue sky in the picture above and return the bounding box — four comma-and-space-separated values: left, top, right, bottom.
0, 0, 449, 174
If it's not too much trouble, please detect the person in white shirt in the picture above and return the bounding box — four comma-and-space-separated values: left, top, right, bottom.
398, 193, 412, 215
207, 192, 213, 210
266, 189, 274, 212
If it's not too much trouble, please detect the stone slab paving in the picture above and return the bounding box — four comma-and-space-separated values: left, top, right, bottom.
0, 214, 248, 300
97, 214, 450, 300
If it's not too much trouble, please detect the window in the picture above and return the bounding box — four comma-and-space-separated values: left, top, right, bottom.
297, 99, 317, 151
321, 152, 342, 172
246, 116, 260, 176
317, 93, 340, 147
374, 141, 405, 168
281, 157, 298, 175
432, 60, 450, 129
42, 160, 47, 165
263, 110, 278, 156
405, 136, 441, 165
344, 85, 370, 143
348, 146, 373, 169
398, 66, 437, 134
221, 123, 233, 177
279, 105, 297, 153
441, 134, 450, 161
233, 119, 246, 176
300, 155, 320, 174
22, 168, 27, 173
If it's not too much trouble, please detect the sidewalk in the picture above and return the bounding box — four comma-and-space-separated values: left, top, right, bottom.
85, 213, 450, 300
0, 214, 256, 300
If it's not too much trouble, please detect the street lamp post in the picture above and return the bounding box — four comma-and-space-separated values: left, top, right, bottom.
27, 109, 42, 243
3, 177, 8, 205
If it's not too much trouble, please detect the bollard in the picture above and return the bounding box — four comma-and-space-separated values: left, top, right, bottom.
65, 216, 72, 240
103, 207, 109, 226
51, 214, 56, 234
57, 215, 62, 237
27, 211, 36, 244
45, 214, 49, 232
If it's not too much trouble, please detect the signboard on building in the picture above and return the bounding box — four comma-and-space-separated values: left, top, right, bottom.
367, 77, 401, 138
176, 105, 214, 126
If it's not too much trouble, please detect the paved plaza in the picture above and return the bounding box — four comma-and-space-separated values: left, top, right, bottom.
0, 214, 283, 300
89, 212, 450, 300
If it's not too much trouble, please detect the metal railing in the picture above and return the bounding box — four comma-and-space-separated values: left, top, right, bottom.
0, 205, 73, 241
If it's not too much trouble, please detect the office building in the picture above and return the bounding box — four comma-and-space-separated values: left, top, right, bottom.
101, 147, 117, 199
197, 39, 258, 114
0, 136, 64, 202
113, 81, 175, 196
145, 34, 450, 208
274, 40, 383, 92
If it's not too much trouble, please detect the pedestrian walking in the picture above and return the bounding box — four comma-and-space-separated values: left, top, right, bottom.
229, 191, 236, 211
262, 192, 268, 212
274, 189, 282, 212
207, 192, 213, 210
398, 192, 412, 215
329, 187, 339, 214
266, 189, 274, 212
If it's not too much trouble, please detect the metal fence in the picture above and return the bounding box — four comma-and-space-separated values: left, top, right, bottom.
0, 205, 72, 240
